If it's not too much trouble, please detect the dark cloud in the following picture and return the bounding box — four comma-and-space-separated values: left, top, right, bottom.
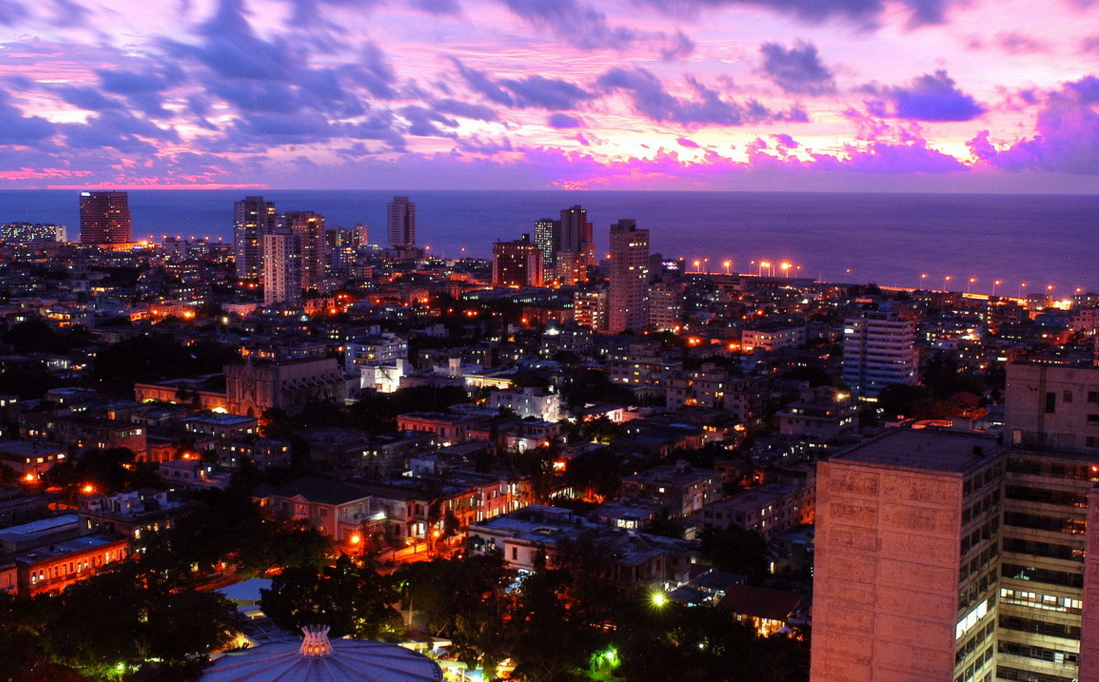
865, 70, 985, 122
997, 32, 1047, 54
409, 0, 462, 15
451, 59, 591, 110
597, 67, 805, 125
500, 0, 640, 49
57, 86, 123, 113
661, 31, 696, 60
634, 0, 955, 28
548, 113, 583, 128
49, 0, 90, 28
0, 90, 56, 146
772, 133, 798, 148
97, 65, 183, 95
62, 111, 179, 155
400, 105, 454, 137
759, 41, 835, 95
972, 76, 1099, 174
434, 99, 498, 122
0, 1, 28, 25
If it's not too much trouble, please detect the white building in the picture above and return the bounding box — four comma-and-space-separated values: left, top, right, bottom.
841, 311, 918, 399
262, 232, 302, 306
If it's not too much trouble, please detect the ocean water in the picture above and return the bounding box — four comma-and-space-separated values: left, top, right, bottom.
1, 189, 1096, 295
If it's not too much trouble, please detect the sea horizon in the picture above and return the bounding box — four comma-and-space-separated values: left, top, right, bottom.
3, 189, 1097, 295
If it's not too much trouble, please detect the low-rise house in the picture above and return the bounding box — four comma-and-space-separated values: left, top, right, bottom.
621, 461, 723, 518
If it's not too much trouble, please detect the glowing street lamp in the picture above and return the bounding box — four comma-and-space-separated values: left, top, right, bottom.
943, 275, 952, 291
920, 273, 928, 288
693, 259, 701, 273
723, 260, 732, 275
1019, 282, 1027, 298
780, 262, 791, 277
992, 280, 1001, 297
967, 277, 976, 294
651, 591, 668, 608
760, 261, 771, 277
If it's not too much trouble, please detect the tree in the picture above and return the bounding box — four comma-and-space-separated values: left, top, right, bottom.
699, 525, 769, 584
261, 555, 404, 641
564, 447, 620, 501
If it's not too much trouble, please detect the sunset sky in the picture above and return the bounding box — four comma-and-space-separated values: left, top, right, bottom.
1, 0, 1097, 191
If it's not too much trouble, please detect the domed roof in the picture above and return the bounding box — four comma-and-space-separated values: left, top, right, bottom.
202, 626, 443, 682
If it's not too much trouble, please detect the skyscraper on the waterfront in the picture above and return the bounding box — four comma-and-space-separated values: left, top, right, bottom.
282, 211, 326, 291
233, 196, 277, 283
263, 231, 302, 306
387, 196, 415, 250
492, 234, 543, 288
841, 311, 918, 399
608, 219, 649, 333
79, 191, 131, 245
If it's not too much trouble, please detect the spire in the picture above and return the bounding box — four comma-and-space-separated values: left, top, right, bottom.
299, 625, 333, 657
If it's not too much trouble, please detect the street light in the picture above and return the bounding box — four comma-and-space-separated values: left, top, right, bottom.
1019, 282, 1027, 298
760, 261, 771, 277
967, 277, 976, 294
780, 262, 791, 277
992, 280, 1001, 297
723, 260, 731, 275
943, 275, 952, 291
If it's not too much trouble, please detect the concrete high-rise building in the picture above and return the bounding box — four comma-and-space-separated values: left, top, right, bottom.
648, 280, 684, 332
841, 311, 918, 399
387, 196, 415, 249
999, 362, 1099, 682
79, 191, 131, 245
263, 232, 302, 306
492, 234, 543, 288
233, 196, 277, 282
573, 287, 608, 331
553, 206, 594, 285
811, 363, 1099, 682
608, 219, 650, 333
812, 430, 1004, 682
282, 211, 326, 290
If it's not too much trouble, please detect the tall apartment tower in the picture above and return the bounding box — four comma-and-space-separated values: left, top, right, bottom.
233, 196, 277, 282
1000, 362, 1099, 682
607, 219, 650, 333
387, 196, 416, 249
79, 191, 131, 245
492, 234, 543, 288
812, 430, 1004, 682
841, 311, 918, 399
262, 232, 302, 306
554, 205, 595, 285
282, 211, 326, 291
533, 218, 558, 270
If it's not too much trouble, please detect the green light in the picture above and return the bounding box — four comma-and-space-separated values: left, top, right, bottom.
651, 591, 667, 607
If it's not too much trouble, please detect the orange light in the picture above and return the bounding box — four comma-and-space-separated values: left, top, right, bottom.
82, 484, 95, 494
349, 534, 362, 545
432, 530, 441, 538
23, 473, 36, 483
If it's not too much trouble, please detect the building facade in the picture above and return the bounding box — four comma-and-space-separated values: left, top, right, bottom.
608, 219, 650, 333
233, 196, 277, 282
262, 231, 302, 306
79, 191, 131, 245
841, 311, 918, 399
386, 196, 416, 249
492, 234, 544, 288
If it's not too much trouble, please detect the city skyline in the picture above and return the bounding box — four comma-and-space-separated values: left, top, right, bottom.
0, 0, 1096, 193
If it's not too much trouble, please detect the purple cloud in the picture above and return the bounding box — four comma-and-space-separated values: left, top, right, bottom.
677, 137, 700, 148
451, 60, 591, 110
434, 99, 498, 121
499, 0, 640, 49
0, 90, 56, 147
636, 0, 957, 28
0, 2, 28, 25
973, 76, 1099, 174
1082, 36, 1099, 53
772, 133, 798, 148
759, 41, 835, 95
549, 113, 583, 128
865, 70, 986, 122
997, 32, 1048, 54
598, 67, 806, 125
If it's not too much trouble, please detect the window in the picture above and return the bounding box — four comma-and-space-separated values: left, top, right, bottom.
1045, 392, 1056, 414
1063, 390, 1073, 403
1088, 391, 1099, 404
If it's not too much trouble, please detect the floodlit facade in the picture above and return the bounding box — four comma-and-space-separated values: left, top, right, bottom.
233, 196, 277, 282
262, 231, 302, 306
386, 196, 416, 249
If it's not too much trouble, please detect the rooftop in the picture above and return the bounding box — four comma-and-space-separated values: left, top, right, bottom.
836, 429, 999, 474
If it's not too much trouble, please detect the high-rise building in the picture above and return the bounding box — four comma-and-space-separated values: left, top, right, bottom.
263, 232, 302, 306
492, 234, 544, 288
999, 362, 1099, 682
233, 196, 277, 283
79, 191, 131, 245
811, 363, 1099, 682
841, 311, 918, 399
282, 211, 326, 290
533, 218, 558, 270
387, 196, 415, 250
554, 206, 595, 284
812, 430, 1004, 682
573, 287, 608, 331
608, 219, 650, 333
648, 280, 684, 332
1, 223, 64, 243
